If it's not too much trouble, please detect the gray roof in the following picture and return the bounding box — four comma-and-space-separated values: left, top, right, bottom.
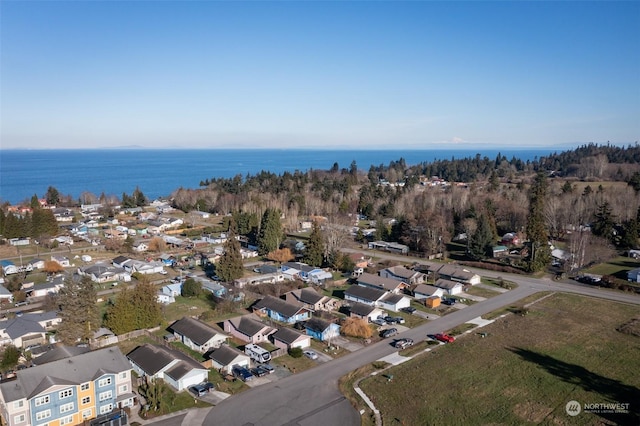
413, 284, 442, 296
32, 345, 91, 365
272, 327, 306, 345
357, 272, 406, 291
0, 312, 58, 339
168, 317, 224, 346
381, 293, 405, 304
127, 344, 204, 378
349, 302, 377, 317
382, 266, 417, 280
435, 278, 463, 290
0, 285, 12, 297
345, 284, 386, 302
283, 261, 317, 273
227, 315, 271, 338
254, 295, 306, 319
296, 287, 325, 305
304, 318, 332, 333
203, 344, 247, 366
0, 347, 130, 402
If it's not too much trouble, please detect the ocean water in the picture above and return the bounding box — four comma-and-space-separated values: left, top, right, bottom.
0, 148, 550, 205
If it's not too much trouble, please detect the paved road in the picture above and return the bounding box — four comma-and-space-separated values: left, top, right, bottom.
200, 276, 640, 426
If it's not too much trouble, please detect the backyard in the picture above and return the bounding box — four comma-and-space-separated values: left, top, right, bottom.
358, 292, 640, 425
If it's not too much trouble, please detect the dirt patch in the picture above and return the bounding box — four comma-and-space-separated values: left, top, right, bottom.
0, 245, 18, 258
617, 317, 640, 337
513, 401, 553, 423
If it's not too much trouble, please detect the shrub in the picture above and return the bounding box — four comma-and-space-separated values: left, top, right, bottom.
289, 347, 303, 358
341, 317, 373, 339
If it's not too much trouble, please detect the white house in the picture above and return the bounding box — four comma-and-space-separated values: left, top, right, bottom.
413, 284, 445, 300
204, 344, 251, 374
434, 278, 465, 295
168, 317, 228, 352
127, 344, 208, 391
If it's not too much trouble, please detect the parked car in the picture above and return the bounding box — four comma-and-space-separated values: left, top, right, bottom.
189, 384, 207, 397
303, 350, 319, 360
259, 363, 275, 374
442, 298, 456, 306
393, 338, 414, 349
232, 366, 255, 382
14, 300, 29, 307
251, 367, 268, 377
202, 382, 214, 392
401, 306, 416, 314
384, 316, 396, 324
371, 318, 386, 326
433, 333, 455, 343
381, 328, 398, 338
393, 316, 405, 324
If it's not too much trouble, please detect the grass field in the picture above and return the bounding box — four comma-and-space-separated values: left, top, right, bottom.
359, 293, 640, 425
584, 256, 640, 280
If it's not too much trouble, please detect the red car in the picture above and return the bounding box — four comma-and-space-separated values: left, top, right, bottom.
434, 333, 455, 343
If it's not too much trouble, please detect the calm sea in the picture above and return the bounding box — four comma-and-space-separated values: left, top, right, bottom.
0, 148, 550, 205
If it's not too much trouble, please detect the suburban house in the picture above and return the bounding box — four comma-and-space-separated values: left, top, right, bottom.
281, 262, 332, 284
344, 285, 410, 312
303, 318, 340, 342
367, 241, 409, 254
346, 252, 371, 269
284, 287, 338, 312
628, 268, 640, 283
434, 278, 465, 295
0, 285, 14, 304
30, 345, 91, 366
23, 280, 66, 298
203, 345, 251, 374
162, 282, 182, 297
252, 295, 311, 324
433, 264, 481, 285
120, 259, 165, 275
492, 245, 509, 258
77, 262, 131, 283
127, 344, 208, 392
168, 317, 228, 353
132, 242, 148, 252
27, 258, 45, 270
413, 284, 445, 300
379, 266, 427, 285
271, 327, 311, 351
50, 255, 70, 267
357, 272, 409, 294
0, 312, 61, 349
201, 281, 227, 297
223, 314, 276, 344
233, 272, 287, 288
348, 302, 384, 322
111, 256, 131, 269
1, 260, 20, 275
0, 347, 134, 426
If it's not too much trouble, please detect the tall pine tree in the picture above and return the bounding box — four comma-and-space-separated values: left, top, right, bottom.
56, 276, 101, 344
257, 208, 283, 256
216, 219, 244, 282
525, 171, 551, 271
304, 221, 325, 266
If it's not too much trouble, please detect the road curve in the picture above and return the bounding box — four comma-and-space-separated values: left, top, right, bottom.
201, 275, 640, 426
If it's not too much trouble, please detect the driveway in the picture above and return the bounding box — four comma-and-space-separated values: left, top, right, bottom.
461, 293, 486, 302
413, 310, 440, 320
475, 283, 509, 293
332, 335, 364, 352
198, 390, 231, 405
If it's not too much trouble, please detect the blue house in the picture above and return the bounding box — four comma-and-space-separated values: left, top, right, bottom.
304, 318, 340, 342
252, 295, 311, 324
282, 261, 324, 282
201, 281, 227, 297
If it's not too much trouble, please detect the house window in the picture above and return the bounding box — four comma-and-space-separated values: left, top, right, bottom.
98, 391, 112, 402
99, 404, 113, 414
60, 402, 74, 413
98, 377, 112, 387
59, 388, 73, 399
81, 396, 91, 404
119, 371, 127, 379
118, 384, 128, 393
14, 414, 25, 424
34, 396, 50, 406
82, 409, 92, 419
13, 400, 24, 409
80, 382, 90, 391
36, 409, 51, 421
60, 415, 74, 425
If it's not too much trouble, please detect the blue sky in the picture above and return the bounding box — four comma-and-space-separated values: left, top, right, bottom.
1, 1, 638, 150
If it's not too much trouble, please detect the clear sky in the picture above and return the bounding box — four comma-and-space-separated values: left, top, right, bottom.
1, 1, 638, 150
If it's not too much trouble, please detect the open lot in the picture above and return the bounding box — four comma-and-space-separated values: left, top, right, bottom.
359, 293, 640, 425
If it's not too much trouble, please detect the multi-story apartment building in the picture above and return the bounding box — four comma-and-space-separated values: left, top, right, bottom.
0, 347, 134, 426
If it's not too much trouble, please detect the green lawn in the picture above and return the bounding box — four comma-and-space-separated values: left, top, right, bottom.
359, 293, 640, 425
584, 256, 640, 280
465, 285, 501, 298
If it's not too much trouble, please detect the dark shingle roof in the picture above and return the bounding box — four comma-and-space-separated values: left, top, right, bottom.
203, 344, 247, 366
344, 285, 386, 302
304, 318, 332, 333
348, 302, 377, 317
168, 317, 224, 346
357, 272, 405, 291
272, 327, 306, 345
32, 345, 91, 365
297, 288, 324, 305
435, 278, 463, 290
381, 293, 404, 304
127, 344, 203, 377
228, 315, 270, 337
254, 295, 306, 319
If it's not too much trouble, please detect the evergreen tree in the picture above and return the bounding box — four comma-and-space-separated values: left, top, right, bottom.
45, 186, 60, 206
132, 278, 163, 330
132, 186, 148, 207
525, 171, 551, 271
0, 346, 21, 371
468, 214, 494, 260
216, 220, 244, 282
104, 289, 136, 335
304, 221, 325, 266
56, 276, 101, 344
592, 202, 615, 242
181, 278, 202, 297
257, 208, 283, 256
